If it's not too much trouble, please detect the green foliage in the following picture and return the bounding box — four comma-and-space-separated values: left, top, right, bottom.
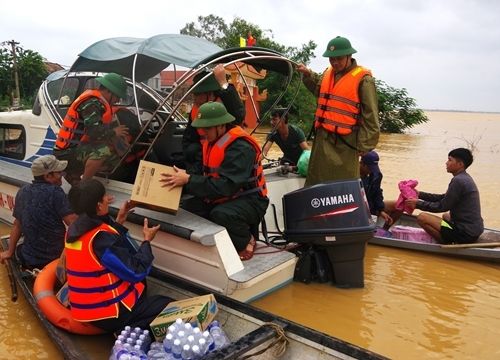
0, 43, 48, 108
375, 79, 428, 133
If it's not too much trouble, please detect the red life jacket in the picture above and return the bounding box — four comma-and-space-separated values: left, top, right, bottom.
314, 65, 372, 135
55, 89, 113, 150
202, 126, 267, 204
64, 223, 145, 322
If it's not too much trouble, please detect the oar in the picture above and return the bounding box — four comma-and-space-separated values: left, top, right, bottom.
440, 242, 500, 249
0, 239, 18, 302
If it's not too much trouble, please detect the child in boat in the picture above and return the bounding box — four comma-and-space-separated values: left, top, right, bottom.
65, 179, 172, 332
359, 151, 393, 226
404, 148, 484, 244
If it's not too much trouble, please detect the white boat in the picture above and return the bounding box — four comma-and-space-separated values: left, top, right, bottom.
0, 34, 304, 303
0, 34, 389, 359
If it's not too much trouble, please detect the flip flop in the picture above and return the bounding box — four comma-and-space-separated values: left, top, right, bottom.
239, 236, 256, 261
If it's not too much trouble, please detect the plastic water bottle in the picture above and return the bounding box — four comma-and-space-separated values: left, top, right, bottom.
176, 330, 186, 345
192, 327, 201, 342
181, 344, 193, 360
202, 331, 214, 352
109, 340, 127, 360
197, 338, 207, 355
209, 322, 229, 350
183, 323, 193, 335
171, 339, 183, 359
142, 330, 151, 347
191, 345, 202, 359
167, 324, 177, 337
163, 332, 174, 354
130, 344, 146, 360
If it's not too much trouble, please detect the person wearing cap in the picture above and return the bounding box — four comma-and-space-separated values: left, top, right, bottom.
261, 108, 310, 166
360, 151, 393, 226
53, 72, 130, 184
182, 64, 245, 175
161, 102, 268, 261
0, 155, 77, 269
297, 36, 380, 185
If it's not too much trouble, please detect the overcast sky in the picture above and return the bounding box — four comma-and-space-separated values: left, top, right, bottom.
2, 0, 500, 112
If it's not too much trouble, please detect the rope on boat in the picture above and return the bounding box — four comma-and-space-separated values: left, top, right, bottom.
237, 322, 289, 359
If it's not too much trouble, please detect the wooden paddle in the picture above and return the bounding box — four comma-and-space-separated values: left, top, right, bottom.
0, 239, 18, 302
440, 242, 500, 249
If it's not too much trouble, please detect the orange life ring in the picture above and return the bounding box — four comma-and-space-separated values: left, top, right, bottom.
33, 259, 105, 335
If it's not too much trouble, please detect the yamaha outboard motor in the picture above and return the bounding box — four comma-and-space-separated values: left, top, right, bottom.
283, 179, 374, 288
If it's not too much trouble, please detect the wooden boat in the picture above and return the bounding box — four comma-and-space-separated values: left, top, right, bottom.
0, 236, 385, 360
369, 214, 500, 263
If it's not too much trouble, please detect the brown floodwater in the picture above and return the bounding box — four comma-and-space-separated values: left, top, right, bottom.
1, 111, 499, 359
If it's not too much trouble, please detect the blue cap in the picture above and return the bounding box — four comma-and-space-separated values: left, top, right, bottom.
361, 151, 380, 174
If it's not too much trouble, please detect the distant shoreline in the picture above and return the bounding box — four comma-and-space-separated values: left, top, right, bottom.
424, 109, 500, 114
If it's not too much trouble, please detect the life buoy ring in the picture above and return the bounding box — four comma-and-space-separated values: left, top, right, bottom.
33, 259, 105, 335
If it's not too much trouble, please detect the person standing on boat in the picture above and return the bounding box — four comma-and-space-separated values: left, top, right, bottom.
297, 36, 379, 185
359, 151, 393, 226
405, 148, 484, 244
65, 179, 171, 332
261, 108, 310, 166
53, 72, 130, 185
0, 155, 76, 269
182, 64, 245, 175
161, 102, 268, 261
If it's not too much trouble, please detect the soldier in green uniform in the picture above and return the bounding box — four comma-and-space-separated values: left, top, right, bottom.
53, 73, 129, 184
161, 102, 268, 261
297, 36, 379, 185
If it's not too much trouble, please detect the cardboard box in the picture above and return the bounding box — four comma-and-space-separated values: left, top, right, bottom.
131, 160, 182, 214
150, 294, 218, 342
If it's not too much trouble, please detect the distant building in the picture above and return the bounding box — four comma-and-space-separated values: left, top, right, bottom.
44, 61, 64, 74
145, 73, 162, 91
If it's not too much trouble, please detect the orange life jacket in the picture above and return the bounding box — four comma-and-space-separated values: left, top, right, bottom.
64, 223, 144, 322
314, 66, 372, 135
202, 126, 267, 204
55, 89, 113, 150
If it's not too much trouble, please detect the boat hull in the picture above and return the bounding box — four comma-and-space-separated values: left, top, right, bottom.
370, 215, 500, 263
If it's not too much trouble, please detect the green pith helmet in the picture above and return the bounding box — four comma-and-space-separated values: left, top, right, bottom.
322, 36, 357, 57
192, 71, 221, 94
192, 101, 235, 128
96, 73, 128, 99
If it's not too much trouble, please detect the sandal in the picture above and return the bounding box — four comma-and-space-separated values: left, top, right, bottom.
239, 236, 256, 261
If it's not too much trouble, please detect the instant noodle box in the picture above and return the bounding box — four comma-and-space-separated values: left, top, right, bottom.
150, 294, 218, 341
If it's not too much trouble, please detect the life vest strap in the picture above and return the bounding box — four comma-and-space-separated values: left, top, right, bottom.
317, 104, 360, 120
69, 283, 136, 309
318, 93, 360, 108
68, 279, 124, 293
315, 116, 358, 130
66, 268, 111, 277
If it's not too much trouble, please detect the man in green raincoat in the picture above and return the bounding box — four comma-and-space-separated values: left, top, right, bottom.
297, 36, 379, 185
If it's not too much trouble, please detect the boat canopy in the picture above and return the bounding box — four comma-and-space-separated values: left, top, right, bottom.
70, 34, 223, 82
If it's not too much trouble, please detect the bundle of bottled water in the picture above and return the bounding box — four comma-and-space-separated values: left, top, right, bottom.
151, 318, 229, 359
109, 326, 152, 360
